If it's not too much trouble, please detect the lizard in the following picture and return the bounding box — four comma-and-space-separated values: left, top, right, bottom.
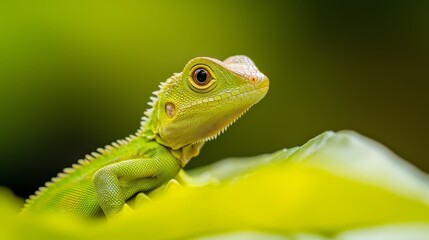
20, 55, 269, 220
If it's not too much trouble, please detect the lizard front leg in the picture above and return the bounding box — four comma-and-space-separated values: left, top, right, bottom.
93, 157, 178, 218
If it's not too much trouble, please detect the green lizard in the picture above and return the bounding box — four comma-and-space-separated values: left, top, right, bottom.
21, 55, 269, 220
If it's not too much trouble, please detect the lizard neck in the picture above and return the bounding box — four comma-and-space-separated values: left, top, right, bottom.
169, 141, 205, 167
137, 111, 204, 167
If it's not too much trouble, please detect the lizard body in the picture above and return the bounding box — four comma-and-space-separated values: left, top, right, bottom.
21, 56, 269, 220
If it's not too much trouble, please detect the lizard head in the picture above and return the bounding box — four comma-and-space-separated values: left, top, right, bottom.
142, 55, 269, 154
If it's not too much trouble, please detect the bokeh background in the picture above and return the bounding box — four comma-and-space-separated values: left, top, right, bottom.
1, 1, 428, 199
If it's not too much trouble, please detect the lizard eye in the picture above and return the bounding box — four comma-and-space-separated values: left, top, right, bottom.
192, 68, 212, 86
188, 65, 215, 91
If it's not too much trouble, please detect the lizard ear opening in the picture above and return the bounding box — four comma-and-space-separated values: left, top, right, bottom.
165, 102, 176, 118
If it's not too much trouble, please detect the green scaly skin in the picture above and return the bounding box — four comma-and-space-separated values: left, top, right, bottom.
21, 56, 269, 220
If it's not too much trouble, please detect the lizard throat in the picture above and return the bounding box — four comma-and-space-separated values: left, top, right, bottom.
193, 85, 269, 144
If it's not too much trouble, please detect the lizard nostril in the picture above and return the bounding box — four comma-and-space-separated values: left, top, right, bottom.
249, 76, 257, 84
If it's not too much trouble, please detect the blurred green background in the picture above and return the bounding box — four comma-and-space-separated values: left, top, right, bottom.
0, 1, 428, 199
